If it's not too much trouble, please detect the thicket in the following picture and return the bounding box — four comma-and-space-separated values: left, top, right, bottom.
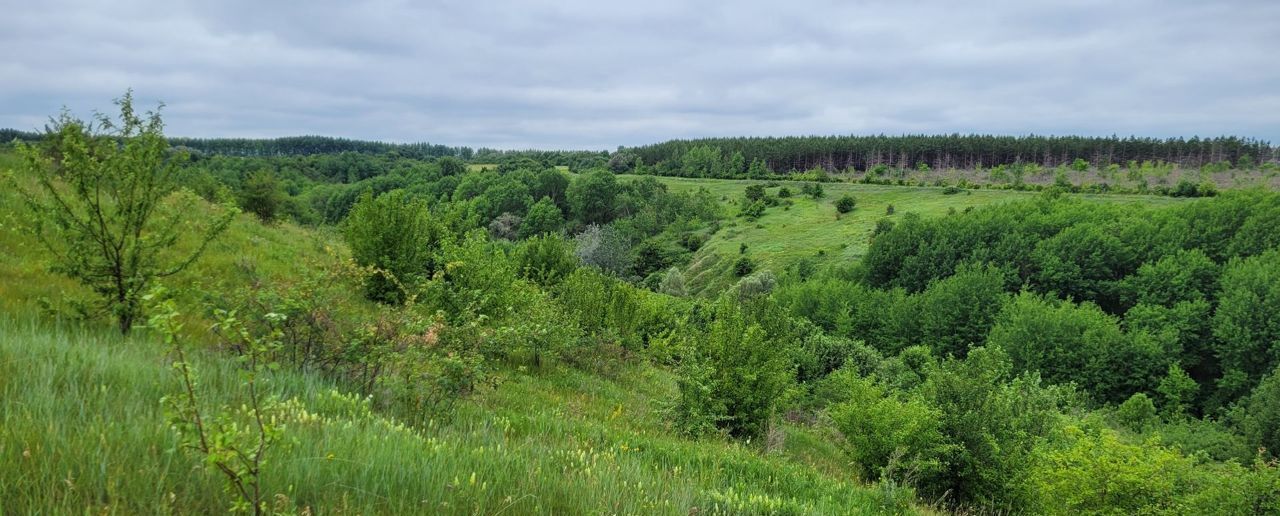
771, 191, 1280, 510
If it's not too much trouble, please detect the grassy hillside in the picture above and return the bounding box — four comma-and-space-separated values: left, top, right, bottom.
0, 315, 913, 514
626, 174, 1188, 295
0, 150, 918, 514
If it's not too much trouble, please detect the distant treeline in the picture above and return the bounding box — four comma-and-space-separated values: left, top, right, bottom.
8, 127, 1274, 173
170, 136, 473, 159
4, 128, 608, 166
623, 135, 1276, 173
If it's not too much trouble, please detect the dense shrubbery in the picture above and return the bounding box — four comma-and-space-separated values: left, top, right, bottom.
763, 191, 1280, 510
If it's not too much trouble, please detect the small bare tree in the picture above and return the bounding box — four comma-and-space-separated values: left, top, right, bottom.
8, 91, 236, 333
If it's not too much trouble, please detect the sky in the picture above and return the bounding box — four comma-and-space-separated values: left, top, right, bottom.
2, 0, 1278, 150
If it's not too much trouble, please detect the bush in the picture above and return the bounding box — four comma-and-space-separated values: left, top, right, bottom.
674, 301, 792, 439
801, 182, 824, 199
1116, 392, 1158, 431
834, 195, 856, 214
574, 224, 632, 276
777, 186, 792, 198
515, 233, 579, 286
740, 199, 766, 220
829, 377, 950, 481
733, 256, 755, 277
343, 190, 448, 304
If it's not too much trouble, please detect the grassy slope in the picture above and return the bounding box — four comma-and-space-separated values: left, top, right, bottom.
623, 174, 1186, 295
0, 317, 905, 514
0, 151, 911, 514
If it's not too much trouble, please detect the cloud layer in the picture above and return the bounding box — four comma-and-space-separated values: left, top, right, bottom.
3, 0, 1278, 149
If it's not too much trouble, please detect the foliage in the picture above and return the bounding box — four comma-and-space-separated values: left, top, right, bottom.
1213, 249, 1280, 401
567, 170, 619, 225
514, 233, 579, 286
835, 194, 856, 214
987, 293, 1163, 403
238, 170, 287, 222
150, 295, 289, 515
8, 92, 236, 333
519, 196, 564, 238
674, 301, 792, 440
1116, 393, 1158, 431
828, 377, 950, 481
574, 224, 633, 276
342, 190, 447, 304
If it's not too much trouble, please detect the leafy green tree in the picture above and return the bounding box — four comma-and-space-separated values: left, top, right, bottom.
744, 184, 767, 202
437, 156, 466, 176
342, 190, 447, 304
474, 177, 532, 221
739, 199, 766, 220
1116, 392, 1158, 431
1123, 248, 1218, 307
1240, 366, 1280, 459
987, 293, 1163, 403
917, 346, 1066, 508
727, 151, 746, 177
1032, 223, 1135, 311
747, 157, 771, 178
1155, 363, 1198, 418
519, 196, 564, 238
566, 170, 619, 225
912, 265, 1010, 357
9, 92, 236, 333
238, 170, 286, 222
532, 168, 571, 209
1213, 249, 1280, 402
574, 224, 631, 276
681, 145, 722, 177
678, 301, 791, 439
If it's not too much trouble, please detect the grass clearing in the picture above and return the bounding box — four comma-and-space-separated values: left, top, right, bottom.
623, 175, 1187, 295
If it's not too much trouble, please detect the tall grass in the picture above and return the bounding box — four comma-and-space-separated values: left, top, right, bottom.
0, 315, 911, 514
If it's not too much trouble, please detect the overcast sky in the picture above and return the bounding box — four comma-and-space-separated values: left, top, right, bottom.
2, 0, 1278, 150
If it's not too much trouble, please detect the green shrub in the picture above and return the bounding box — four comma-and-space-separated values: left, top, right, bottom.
674, 302, 792, 440
514, 233, 579, 286
1116, 392, 1158, 431
343, 190, 448, 304
829, 377, 949, 481
834, 195, 856, 214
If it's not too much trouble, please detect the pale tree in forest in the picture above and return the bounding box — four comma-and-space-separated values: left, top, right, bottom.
8, 91, 236, 334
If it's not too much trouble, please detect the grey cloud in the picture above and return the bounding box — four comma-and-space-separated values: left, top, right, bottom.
1, 0, 1277, 149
